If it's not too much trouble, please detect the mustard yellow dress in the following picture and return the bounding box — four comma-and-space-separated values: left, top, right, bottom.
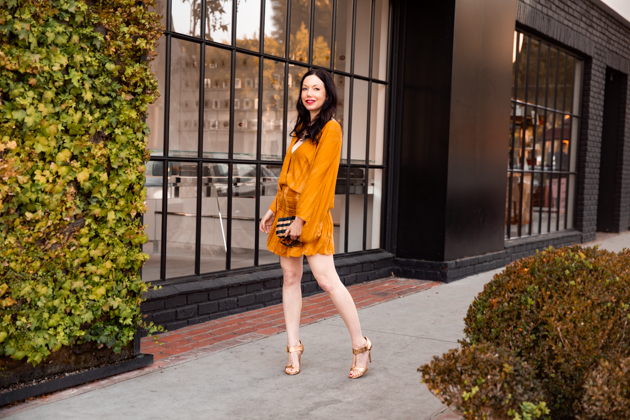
267, 120, 342, 257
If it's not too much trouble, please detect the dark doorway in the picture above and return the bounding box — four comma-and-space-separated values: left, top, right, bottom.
597, 68, 627, 232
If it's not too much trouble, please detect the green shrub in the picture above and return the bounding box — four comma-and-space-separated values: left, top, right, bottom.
579, 356, 630, 419
462, 246, 630, 419
419, 343, 550, 420
0, 0, 162, 366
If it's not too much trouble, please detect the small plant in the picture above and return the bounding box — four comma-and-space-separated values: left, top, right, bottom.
421, 246, 630, 419
420, 343, 549, 420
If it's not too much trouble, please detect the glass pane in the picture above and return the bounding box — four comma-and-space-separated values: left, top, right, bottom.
366, 169, 382, 249
169, 38, 200, 157
569, 117, 579, 172
572, 61, 583, 115
289, 0, 311, 63
347, 167, 365, 252
523, 107, 536, 170
541, 173, 552, 233
556, 53, 567, 111
556, 174, 568, 231
334, 0, 352, 72
536, 43, 549, 106
206, 0, 233, 44
564, 55, 575, 114
312, 0, 332, 67
351, 79, 369, 163
232, 164, 256, 269
353, 0, 371, 77
567, 174, 576, 229
151, 0, 167, 30
236, 0, 261, 51
540, 110, 553, 170
533, 109, 545, 170
372, 0, 389, 81
172, 0, 201, 37
526, 38, 539, 104
546, 47, 558, 109
143, 161, 164, 281
515, 35, 529, 102
258, 164, 281, 265
200, 163, 229, 274
336, 75, 350, 163
264, 0, 287, 57
147, 37, 166, 157
333, 171, 347, 253
531, 173, 543, 235
234, 53, 260, 160
165, 161, 198, 279
286, 65, 308, 143
203, 45, 231, 159
262, 59, 285, 160
369, 83, 386, 165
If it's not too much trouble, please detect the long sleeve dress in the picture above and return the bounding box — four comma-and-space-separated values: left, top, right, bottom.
267, 120, 342, 257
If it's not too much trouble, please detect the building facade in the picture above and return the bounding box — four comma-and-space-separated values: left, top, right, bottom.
141, 0, 630, 333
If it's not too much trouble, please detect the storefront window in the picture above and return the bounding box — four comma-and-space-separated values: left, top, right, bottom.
506, 31, 582, 239
145, 0, 390, 281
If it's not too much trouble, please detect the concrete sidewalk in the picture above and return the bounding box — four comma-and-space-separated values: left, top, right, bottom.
2, 232, 628, 420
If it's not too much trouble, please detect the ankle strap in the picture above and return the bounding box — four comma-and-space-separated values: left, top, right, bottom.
286, 340, 303, 353
352, 337, 371, 355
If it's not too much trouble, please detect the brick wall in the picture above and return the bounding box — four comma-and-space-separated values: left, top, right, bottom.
516, 0, 630, 238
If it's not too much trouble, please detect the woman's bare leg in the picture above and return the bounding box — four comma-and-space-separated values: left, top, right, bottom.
280, 255, 304, 374
306, 253, 369, 377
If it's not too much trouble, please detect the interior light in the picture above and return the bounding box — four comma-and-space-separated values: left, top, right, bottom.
513, 32, 524, 63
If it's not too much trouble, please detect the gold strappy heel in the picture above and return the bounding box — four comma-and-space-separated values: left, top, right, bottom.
349, 337, 372, 379
285, 341, 304, 375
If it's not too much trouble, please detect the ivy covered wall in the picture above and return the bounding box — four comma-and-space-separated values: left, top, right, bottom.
0, 0, 161, 365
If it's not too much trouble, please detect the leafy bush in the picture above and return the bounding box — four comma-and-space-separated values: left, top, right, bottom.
421, 246, 630, 419
419, 343, 550, 420
0, 0, 162, 366
580, 356, 630, 420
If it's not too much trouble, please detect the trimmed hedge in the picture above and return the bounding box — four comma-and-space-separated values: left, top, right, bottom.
0, 0, 162, 366
421, 246, 630, 420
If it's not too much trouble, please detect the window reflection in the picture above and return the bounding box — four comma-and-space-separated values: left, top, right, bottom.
169, 38, 200, 157
507, 31, 582, 239
236, 0, 261, 51
206, 0, 233, 44
172, 0, 202, 37
264, 0, 287, 57
145, 0, 391, 280
312, 0, 332, 67
289, 0, 311, 63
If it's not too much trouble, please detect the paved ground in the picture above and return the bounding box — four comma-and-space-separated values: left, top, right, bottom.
2, 232, 628, 420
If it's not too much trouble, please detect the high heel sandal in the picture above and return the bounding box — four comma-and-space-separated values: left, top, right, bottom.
349, 337, 372, 379
285, 341, 304, 375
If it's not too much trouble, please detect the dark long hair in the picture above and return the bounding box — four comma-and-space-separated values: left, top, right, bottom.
290, 69, 338, 144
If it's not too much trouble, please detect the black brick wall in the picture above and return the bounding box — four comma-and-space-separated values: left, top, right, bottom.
516, 0, 630, 239
141, 252, 395, 334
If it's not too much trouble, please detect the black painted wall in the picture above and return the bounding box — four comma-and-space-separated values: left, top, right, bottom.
394, 0, 455, 261
395, 0, 517, 262
597, 68, 627, 232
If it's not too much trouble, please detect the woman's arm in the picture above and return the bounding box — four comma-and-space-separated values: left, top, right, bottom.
292, 122, 342, 243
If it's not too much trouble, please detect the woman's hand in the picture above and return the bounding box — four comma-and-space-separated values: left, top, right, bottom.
285, 217, 305, 241
259, 209, 275, 234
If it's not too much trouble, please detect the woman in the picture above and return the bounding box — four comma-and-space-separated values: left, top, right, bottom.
259, 69, 372, 379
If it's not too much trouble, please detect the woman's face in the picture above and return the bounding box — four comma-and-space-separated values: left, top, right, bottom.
301, 75, 327, 118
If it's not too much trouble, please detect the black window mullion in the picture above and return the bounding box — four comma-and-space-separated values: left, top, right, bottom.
282, 61, 289, 159
330, 0, 337, 69
254, 55, 265, 266
350, 0, 357, 75
159, 34, 172, 280
254, 164, 261, 266
344, 77, 355, 253
368, 0, 375, 79
166, 0, 172, 32
226, 163, 233, 270
556, 52, 569, 231
309, 0, 315, 65
547, 50, 560, 233
195, 162, 202, 275
540, 44, 551, 235
285, 0, 291, 60
564, 58, 578, 230
529, 40, 541, 235
363, 80, 373, 250
517, 37, 531, 237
